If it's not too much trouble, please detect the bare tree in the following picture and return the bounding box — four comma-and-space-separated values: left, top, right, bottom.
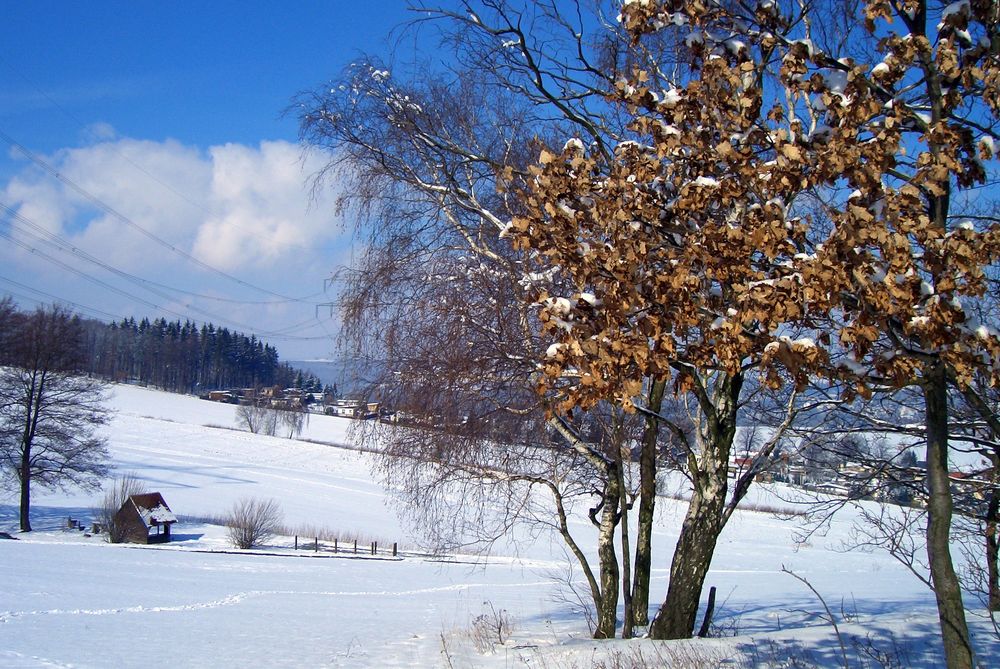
236, 399, 274, 436
226, 497, 283, 549
0, 304, 111, 532
236, 397, 308, 439
298, 0, 827, 639
278, 403, 309, 438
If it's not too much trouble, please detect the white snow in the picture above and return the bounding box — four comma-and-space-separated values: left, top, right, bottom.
0, 384, 996, 667
660, 87, 683, 107
544, 296, 573, 315
141, 503, 177, 525
684, 31, 705, 48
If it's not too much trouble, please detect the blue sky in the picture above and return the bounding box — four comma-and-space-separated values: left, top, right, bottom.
0, 1, 418, 360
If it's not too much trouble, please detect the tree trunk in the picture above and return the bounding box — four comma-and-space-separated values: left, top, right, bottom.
632, 378, 665, 626
648, 473, 726, 638
615, 434, 634, 639
924, 366, 974, 669
594, 470, 621, 639
987, 481, 999, 612
648, 372, 740, 640
953, 384, 1000, 612
19, 450, 31, 532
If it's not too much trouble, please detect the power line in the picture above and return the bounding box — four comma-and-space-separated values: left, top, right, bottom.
0, 200, 327, 306
0, 127, 319, 303
0, 225, 337, 342
0, 276, 123, 321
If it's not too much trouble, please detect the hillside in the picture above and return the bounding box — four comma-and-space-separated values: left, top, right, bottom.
1, 384, 997, 667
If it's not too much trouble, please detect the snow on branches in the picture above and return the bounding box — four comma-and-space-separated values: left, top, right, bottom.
508, 0, 1000, 412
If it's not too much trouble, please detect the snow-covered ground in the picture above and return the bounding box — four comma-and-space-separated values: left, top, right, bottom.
1, 384, 997, 667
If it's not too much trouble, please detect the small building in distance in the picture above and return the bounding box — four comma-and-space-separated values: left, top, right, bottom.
205, 390, 236, 403
113, 492, 177, 544
324, 398, 381, 419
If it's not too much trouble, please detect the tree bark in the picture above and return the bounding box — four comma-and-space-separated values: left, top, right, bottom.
18, 374, 39, 533
18, 456, 31, 532
649, 372, 740, 640
594, 469, 621, 639
649, 488, 726, 639
632, 378, 665, 626
924, 365, 974, 669
987, 489, 1000, 611
615, 430, 634, 639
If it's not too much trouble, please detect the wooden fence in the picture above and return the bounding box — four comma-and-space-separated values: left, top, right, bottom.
292, 535, 401, 557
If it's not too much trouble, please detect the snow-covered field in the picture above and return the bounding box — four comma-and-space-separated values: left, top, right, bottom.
1, 384, 997, 667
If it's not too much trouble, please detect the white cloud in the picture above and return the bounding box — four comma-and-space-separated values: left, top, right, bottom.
0, 130, 351, 359
194, 140, 330, 270
3, 133, 340, 272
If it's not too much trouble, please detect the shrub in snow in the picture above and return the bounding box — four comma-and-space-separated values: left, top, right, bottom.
225, 497, 283, 549
469, 601, 513, 654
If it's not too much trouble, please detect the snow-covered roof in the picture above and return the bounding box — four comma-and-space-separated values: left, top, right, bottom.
140, 504, 177, 525
128, 493, 177, 527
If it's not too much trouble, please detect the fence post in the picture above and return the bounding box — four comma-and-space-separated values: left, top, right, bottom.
314, 537, 318, 552
334, 538, 338, 553
295, 535, 298, 550
392, 542, 397, 557
371, 541, 377, 555
353, 539, 357, 554
697, 586, 717, 638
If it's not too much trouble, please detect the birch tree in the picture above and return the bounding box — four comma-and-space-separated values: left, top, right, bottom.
296, 1, 677, 636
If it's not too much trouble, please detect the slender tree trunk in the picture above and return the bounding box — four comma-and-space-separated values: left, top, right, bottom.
924, 366, 974, 669
632, 378, 665, 626
985, 449, 999, 612
954, 384, 1000, 611
649, 372, 740, 640
19, 446, 31, 531
547, 482, 605, 637
615, 438, 634, 638
594, 471, 621, 639
987, 488, 1000, 611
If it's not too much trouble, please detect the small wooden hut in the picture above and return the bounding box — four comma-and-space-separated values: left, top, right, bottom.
113, 492, 177, 544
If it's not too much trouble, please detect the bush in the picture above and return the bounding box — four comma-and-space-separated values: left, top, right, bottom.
97, 472, 146, 543
469, 601, 513, 654
226, 497, 283, 549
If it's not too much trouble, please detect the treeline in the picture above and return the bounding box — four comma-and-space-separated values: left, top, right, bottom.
77, 316, 322, 393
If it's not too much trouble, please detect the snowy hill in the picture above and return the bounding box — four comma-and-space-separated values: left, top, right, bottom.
1, 384, 996, 667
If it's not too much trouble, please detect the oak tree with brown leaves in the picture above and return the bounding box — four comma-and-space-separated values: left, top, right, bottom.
515, 0, 1000, 663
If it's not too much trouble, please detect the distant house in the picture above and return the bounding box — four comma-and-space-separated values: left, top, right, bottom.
206, 390, 235, 403
113, 492, 177, 544
324, 398, 381, 419
325, 398, 363, 418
